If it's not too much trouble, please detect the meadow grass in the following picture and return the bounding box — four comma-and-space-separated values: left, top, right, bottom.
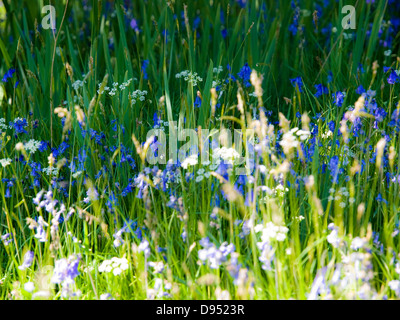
0, 0, 400, 300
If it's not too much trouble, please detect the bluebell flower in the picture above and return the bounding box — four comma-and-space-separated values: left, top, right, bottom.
314, 84, 328, 97
290, 76, 303, 92
51, 255, 81, 298
332, 91, 345, 107
2, 68, 16, 83
387, 70, 400, 84
193, 16, 201, 30
130, 18, 139, 32
329, 155, 340, 182
9, 118, 28, 135
356, 85, 366, 94
106, 191, 118, 213
289, 3, 300, 36
194, 95, 202, 108
18, 251, 34, 270
237, 63, 252, 87
376, 194, 388, 205
327, 71, 333, 83
141, 60, 149, 80
1, 233, 12, 246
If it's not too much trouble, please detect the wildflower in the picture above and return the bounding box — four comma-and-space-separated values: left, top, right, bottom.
23, 139, 42, 154
0, 158, 12, 167
194, 95, 202, 108
138, 239, 150, 258
327, 224, 341, 248
130, 18, 139, 32
34, 216, 48, 242
24, 282, 35, 293
175, 70, 203, 86
279, 128, 299, 156
198, 239, 236, 269
148, 261, 165, 274
314, 84, 328, 97
100, 293, 115, 300
10, 118, 28, 135
2, 68, 16, 83
51, 255, 81, 298
237, 63, 252, 87
387, 70, 400, 85
18, 251, 34, 270
141, 60, 149, 79
333, 91, 345, 107
129, 90, 148, 105
181, 154, 198, 169
84, 187, 99, 203
290, 77, 303, 92
1, 233, 12, 246
350, 237, 366, 250
212, 147, 240, 165
389, 280, 400, 297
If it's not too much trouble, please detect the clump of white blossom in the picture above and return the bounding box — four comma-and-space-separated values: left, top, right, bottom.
175, 70, 203, 86
98, 257, 129, 276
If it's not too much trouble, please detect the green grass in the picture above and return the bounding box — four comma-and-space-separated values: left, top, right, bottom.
0, 0, 400, 300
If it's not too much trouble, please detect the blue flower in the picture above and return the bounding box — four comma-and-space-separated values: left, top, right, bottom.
9, 118, 28, 135
1, 233, 12, 246
332, 91, 345, 107
327, 71, 333, 83
329, 156, 341, 182
130, 18, 139, 32
237, 63, 252, 87
290, 76, 303, 92
18, 251, 34, 270
314, 84, 328, 98
2, 68, 16, 83
356, 85, 366, 94
141, 60, 149, 80
194, 95, 202, 108
51, 255, 81, 297
387, 70, 400, 85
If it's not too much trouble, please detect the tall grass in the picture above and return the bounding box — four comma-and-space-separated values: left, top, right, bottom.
0, 0, 400, 300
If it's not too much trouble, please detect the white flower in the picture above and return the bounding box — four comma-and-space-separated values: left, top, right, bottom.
296, 129, 311, 141
148, 261, 165, 274
181, 154, 198, 169
327, 229, 341, 248
0, 158, 12, 167
212, 147, 240, 165
279, 131, 299, 155
389, 280, 400, 296
24, 139, 42, 154
24, 282, 35, 293
350, 237, 365, 250
113, 267, 122, 276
